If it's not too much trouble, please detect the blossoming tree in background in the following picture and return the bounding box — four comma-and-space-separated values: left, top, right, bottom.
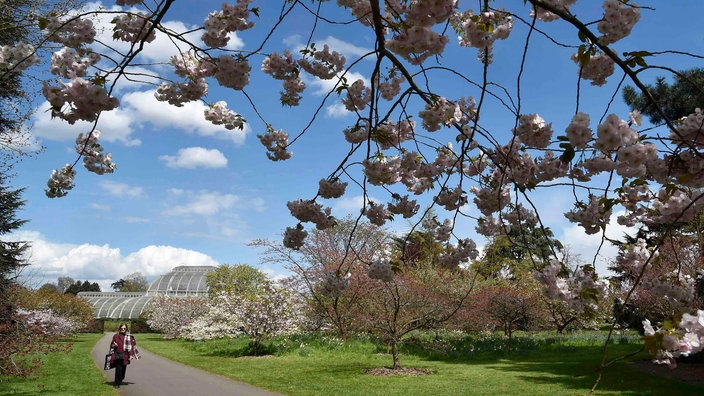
2, 0, 704, 385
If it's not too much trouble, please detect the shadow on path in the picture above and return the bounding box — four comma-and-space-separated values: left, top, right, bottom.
91, 333, 283, 396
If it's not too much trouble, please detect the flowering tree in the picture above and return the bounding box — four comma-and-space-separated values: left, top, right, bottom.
1, 284, 91, 377
354, 262, 476, 369
144, 294, 209, 338
3, 0, 704, 387
182, 282, 300, 354
253, 217, 387, 339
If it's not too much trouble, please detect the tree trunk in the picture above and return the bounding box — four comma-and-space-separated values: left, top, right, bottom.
391, 339, 401, 370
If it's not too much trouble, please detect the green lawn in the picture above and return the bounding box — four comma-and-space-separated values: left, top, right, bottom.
3, 331, 701, 395
135, 331, 704, 396
0, 333, 116, 396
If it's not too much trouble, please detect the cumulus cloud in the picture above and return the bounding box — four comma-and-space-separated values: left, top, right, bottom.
99, 180, 146, 198
163, 190, 242, 217
14, 230, 219, 291
160, 147, 228, 169
558, 210, 635, 276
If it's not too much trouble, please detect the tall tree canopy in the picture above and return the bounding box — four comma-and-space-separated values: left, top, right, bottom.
623, 68, 704, 125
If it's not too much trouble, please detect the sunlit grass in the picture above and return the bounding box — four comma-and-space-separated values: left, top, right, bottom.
137, 331, 704, 396
0, 333, 116, 396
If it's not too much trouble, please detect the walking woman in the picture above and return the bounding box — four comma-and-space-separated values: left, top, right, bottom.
109, 323, 137, 388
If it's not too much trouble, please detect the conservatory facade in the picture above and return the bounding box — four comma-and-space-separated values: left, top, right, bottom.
78, 265, 216, 320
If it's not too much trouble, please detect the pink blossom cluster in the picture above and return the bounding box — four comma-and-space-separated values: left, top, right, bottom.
419, 97, 462, 132
597, 0, 640, 45
257, 127, 292, 161
287, 199, 335, 230
202, 0, 254, 48
423, 217, 454, 242
343, 121, 370, 144
155, 79, 208, 106
49, 48, 100, 78
572, 53, 615, 86
111, 13, 156, 44
565, 112, 592, 148
16, 309, 82, 337
387, 194, 419, 218
530, 0, 577, 22
336, 0, 373, 26
514, 114, 553, 148
363, 155, 402, 185
318, 178, 348, 199
43, 15, 96, 47
76, 131, 116, 175
341, 79, 372, 112
437, 237, 479, 268
471, 184, 511, 217
261, 50, 306, 106
145, 295, 209, 339
651, 188, 704, 223
382, 0, 456, 65
0, 42, 39, 73
643, 310, 704, 368
204, 101, 244, 130
615, 142, 658, 178
367, 259, 394, 282
671, 108, 704, 147
613, 238, 655, 276
371, 120, 415, 149
386, 25, 449, 65
376, 69, 405, 101
45, 164, 76, 198
451, 9, 513, 63
320, 271, 351, 298
364, 201, 391, 226
564, 195, 612, 235
644, 271, 696, 313
283, 224, 308, 250
594, 114, 638, 153
436, 186, 467, 211
298, 44, 346, 80
214, 55, 250, 90
534, 261, 609, 314
535, 151, 568, 182
42, 78, 120, 124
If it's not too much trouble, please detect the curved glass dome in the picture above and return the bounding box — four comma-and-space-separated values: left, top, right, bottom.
147, 265, 215, 295
78, 265, 216, 319
78, 292, 154, 319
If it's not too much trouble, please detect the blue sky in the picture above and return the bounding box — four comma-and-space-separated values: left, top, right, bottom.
8, 1, 704, 291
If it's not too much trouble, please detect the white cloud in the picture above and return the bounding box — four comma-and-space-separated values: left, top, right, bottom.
30, 102, 142, 146
558, 210, 635, 276
121, 90, 249, 144
325, 102, 350, 118
14, 230, 219, 291
160, 147, 228, 169
99, 180, 146, 198
163, 190, 241, 217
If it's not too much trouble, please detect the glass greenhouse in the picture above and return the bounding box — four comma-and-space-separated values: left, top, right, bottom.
78, 265, 216, 320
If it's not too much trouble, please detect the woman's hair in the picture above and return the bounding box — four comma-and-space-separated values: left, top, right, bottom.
118, 323, 129, 332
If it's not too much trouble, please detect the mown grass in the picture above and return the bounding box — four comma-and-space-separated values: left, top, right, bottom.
0, 333, 116, 396
137, 330, 704, 396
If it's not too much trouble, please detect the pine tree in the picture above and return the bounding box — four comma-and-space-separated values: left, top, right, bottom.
622, 68, 704, 125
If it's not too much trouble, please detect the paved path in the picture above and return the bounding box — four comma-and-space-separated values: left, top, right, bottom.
91, 333, 283, 396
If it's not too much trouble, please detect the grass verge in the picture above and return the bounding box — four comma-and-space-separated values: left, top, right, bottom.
137, 331, 704, 396
0, 333, 116, 396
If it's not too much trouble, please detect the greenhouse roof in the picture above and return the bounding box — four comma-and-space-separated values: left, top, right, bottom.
78, 265, 216, 319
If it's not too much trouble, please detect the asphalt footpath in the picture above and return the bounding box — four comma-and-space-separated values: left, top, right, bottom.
91, 333, 283, 396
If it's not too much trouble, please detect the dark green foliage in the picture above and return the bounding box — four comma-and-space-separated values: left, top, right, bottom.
0, 174, 29, 287
64, 280, 101, 294
623, 68, 704, 124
